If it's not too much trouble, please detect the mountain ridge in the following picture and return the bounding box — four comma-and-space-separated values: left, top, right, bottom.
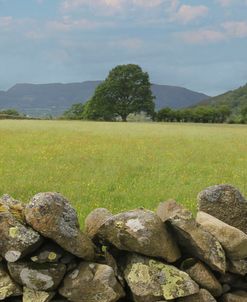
0, 81, 209, 117
195, 83, 247, 112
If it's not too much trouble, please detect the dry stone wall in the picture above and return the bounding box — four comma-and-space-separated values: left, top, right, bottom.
0, 184, 247, 301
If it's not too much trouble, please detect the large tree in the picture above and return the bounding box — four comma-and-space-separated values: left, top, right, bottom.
84, 64, 155, 121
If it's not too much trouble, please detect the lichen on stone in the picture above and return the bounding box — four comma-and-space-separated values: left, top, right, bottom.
20, 268, 55, 291
149, 260, 188, 300
9, 204, 26, 224
48, 252, 57, 261
124, 254, 199, 301
9, 226, 20, 238
0, 203, 8, 213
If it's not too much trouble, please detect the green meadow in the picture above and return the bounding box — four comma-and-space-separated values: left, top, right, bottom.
0, 120, 246, 224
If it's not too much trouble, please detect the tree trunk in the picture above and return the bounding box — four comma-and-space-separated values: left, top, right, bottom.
121, 115, 127, 122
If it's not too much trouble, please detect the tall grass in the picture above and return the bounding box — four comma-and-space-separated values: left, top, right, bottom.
0, 120, 246, 224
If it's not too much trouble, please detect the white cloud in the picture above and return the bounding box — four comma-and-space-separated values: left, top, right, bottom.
60, 0, 208, 24
181, 20, 247, 44
46, 16, 105, 32
222, 21, 247, 38
61, 0, 162, 12
133, 0, 162, 7
216, 0, 247, 7
181, 29, 225, 44
0, 14, 112, 42
0, 16, 13, 28
61, 0, 122, 11
216, 0, 234, 7
0, 16, 34, 32
173, 4, 209, 24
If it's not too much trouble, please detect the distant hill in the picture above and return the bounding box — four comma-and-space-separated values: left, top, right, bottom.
196, 83, 247, 112
0, 81, 209, 117
151, 84, 209, 110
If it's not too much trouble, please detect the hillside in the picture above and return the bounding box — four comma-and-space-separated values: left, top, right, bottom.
197, 83, 247, 111
0, 81, 209, 117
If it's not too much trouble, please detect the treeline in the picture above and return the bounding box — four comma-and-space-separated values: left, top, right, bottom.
156, 105, 247, 124
156, 106, 230, 123
62, 103, 247, 124
0, 109, 25, 120
0, 109, 21, 116
0, 109, 40, 120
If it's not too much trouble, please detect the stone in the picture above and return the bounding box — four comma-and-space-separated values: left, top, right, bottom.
60, 253, 76, 265
0, 263, 22, 300
157, 200, 226, 273
93, 208, 181, 263
197, 184, 247, 234
0, 195, 26, 223
64, 257, 78, 273
196, 211, 247, 260
59, 262, 125, 302
25, 192, 95, 260
231, 279, 247, 291
0, 200, 42, 262
228, 259, 247, 276
220, 291, 247, 302
30, 241, 65, 264
177, 289, 217, 302
104, 251, 125, 287
85, 208, 113, 239
181, 259, 222, 297
157, 200, 192, 222
222, 284, 231, 294
8, 261, 66, 291
219, 273, 239, 285
23, 287, 55, 302
123, 253, 199, 301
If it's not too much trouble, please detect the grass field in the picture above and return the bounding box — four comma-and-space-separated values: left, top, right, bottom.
0, 120, 246, 224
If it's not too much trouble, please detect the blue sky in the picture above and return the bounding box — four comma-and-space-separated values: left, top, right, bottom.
0, 0, 247, 95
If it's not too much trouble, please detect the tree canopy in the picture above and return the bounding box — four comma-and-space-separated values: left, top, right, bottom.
62, 103, 85, 120
241, 104, 247, 121
84, 64, 155, 121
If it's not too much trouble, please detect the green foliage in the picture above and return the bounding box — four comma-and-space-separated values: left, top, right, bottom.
62, 103, 85, 120
84, 64, 155, 121
157, 105, 232, 123
241, 104, 247, 123
0, 109, 21, 116
0, 108, 29, 120
157, 107, 173, 122
83, 89, 117, 121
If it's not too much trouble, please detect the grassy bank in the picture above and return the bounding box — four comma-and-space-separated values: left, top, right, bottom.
0, 120, 246, 224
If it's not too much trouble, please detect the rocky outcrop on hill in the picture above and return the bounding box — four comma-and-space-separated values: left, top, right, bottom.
0, 184, 247, 301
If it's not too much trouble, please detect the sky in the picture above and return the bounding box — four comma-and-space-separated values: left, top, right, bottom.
0, 0, 247, 96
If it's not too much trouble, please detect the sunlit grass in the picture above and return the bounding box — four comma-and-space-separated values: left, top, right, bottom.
0, 120, 246, 224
